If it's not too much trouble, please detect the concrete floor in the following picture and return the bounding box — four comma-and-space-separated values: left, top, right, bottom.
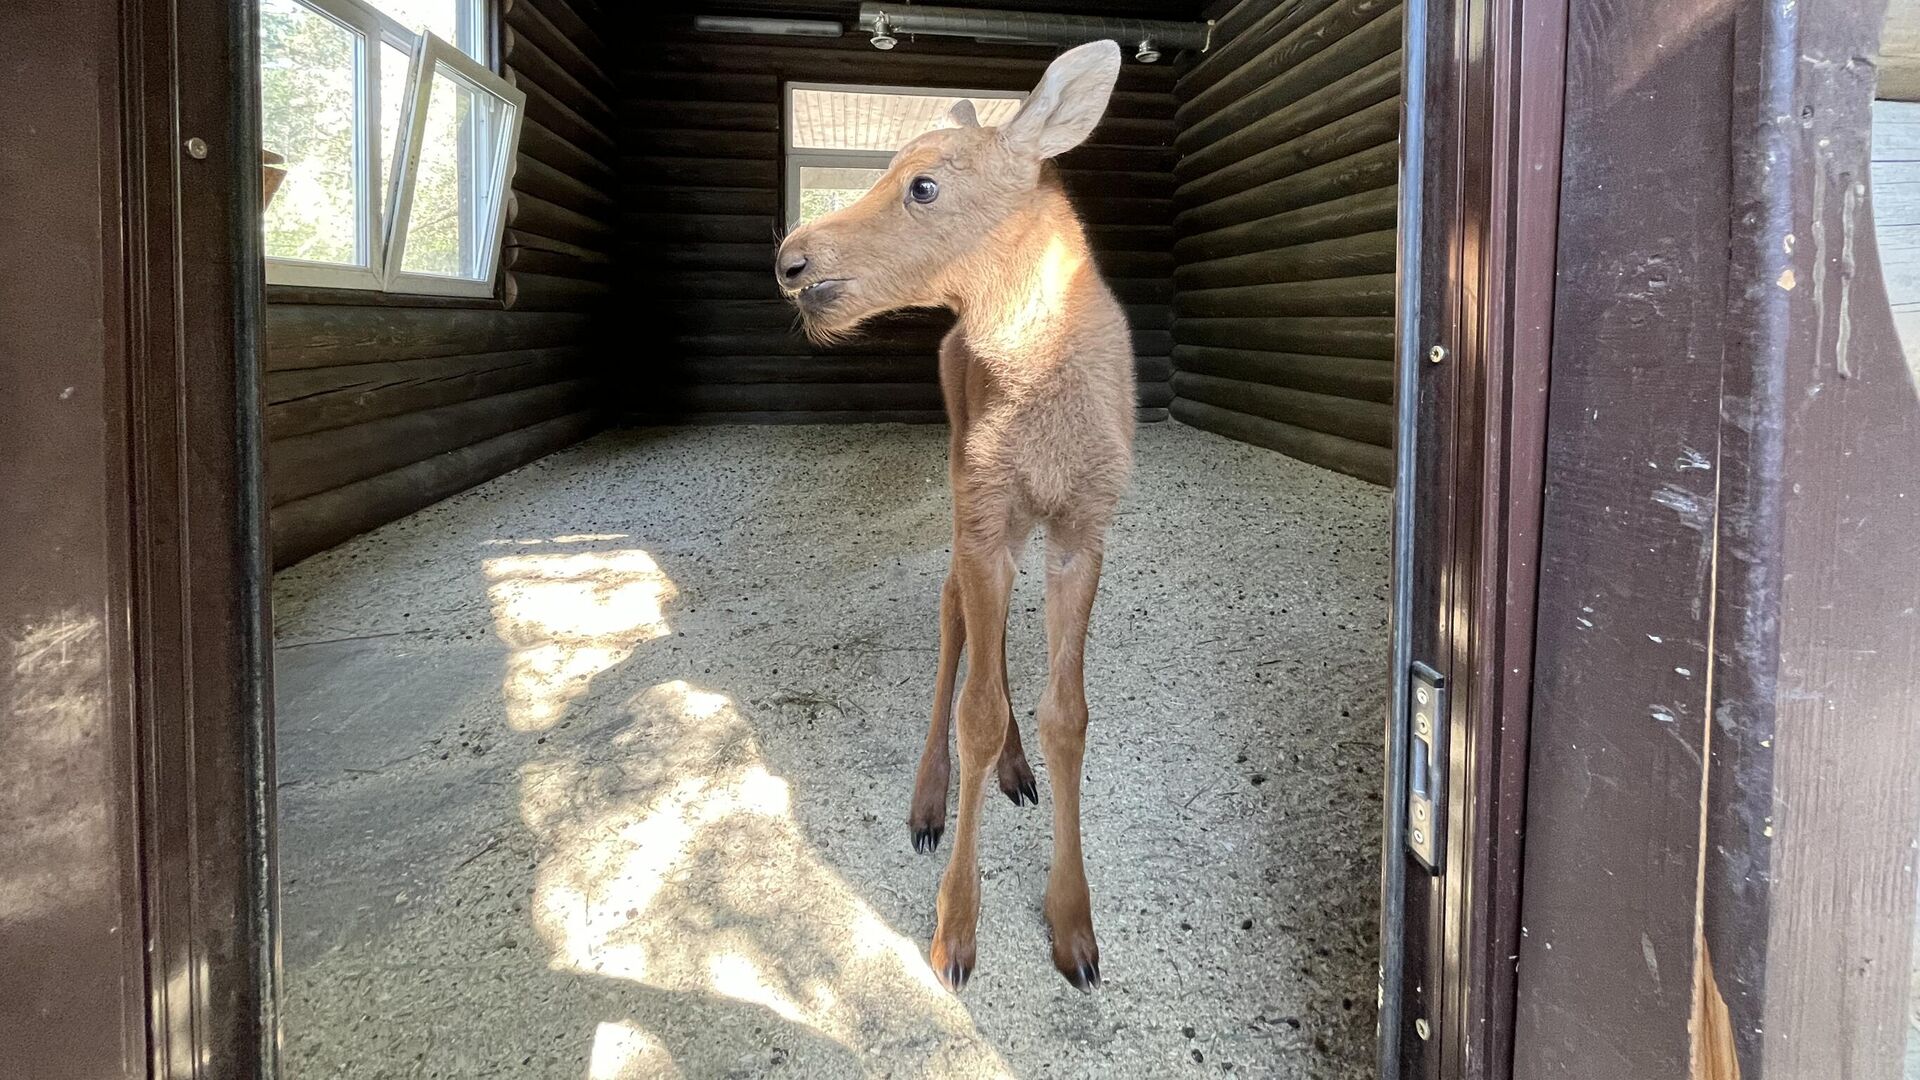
273, 421, 1391, 1079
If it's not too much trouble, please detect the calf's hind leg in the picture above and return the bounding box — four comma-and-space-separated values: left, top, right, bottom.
1039, 533, 1104, 990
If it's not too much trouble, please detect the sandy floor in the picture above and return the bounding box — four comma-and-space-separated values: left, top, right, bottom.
273, 421, 1391, 1079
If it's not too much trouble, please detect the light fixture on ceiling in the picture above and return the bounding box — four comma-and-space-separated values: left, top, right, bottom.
855, 5, 1212, 59
694, 15, 844, 38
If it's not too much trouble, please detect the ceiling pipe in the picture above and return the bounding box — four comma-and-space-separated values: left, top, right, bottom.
855, 3, 1213, 61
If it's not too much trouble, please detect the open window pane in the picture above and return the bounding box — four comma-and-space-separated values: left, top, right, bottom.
260, 0, 366, 267
796, 165, 885, 224
378, 40, 411, 212
391, 47, 519, 286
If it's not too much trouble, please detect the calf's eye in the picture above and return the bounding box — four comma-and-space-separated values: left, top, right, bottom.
908, 176, 939, 204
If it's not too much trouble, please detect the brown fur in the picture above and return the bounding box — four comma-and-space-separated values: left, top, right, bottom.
777, 41, 1133, 992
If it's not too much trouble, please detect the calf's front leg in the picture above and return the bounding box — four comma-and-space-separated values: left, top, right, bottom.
928, 542, 1015, 991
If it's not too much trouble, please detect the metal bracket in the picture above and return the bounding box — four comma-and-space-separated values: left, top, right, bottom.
1406, 661, 1447, 874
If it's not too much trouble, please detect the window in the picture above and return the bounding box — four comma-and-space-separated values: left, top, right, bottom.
783, 83, 1025, 227
259, 0, 525, 296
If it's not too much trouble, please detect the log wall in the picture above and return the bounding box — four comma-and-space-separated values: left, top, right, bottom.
1169, 0, 1402, 483
613, 20, 1183, 423
265, 0, 614, 567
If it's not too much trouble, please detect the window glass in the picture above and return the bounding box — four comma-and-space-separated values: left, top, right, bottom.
399, 60, 514, 280
796, 165, 886, 225
788, 87, 1022, 151
260, 0, 364, 266
367, 0, 482, 60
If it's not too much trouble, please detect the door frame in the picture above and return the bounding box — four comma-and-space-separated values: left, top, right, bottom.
1379, 0, 1567, 1075
0, 0, 277, 1076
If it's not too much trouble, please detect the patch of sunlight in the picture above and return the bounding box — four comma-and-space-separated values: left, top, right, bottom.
483, 533, 631, 547
524, 680, 1014, 1077
587, 1020, 680, 1080
484, 548, 675, 732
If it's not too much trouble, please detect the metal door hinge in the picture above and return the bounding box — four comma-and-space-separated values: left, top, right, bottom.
1406, 661, 1447, 874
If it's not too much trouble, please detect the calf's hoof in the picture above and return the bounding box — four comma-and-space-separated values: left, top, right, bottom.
997, 751, 1039, 807
929, 928, 976, 992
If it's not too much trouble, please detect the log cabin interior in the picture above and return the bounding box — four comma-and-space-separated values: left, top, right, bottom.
263, 0, 1405, 1075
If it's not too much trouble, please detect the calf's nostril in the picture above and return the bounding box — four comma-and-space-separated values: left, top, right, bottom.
779, 252, 810, 282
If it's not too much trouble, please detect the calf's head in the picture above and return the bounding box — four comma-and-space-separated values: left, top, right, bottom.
775, 39, 1122, 342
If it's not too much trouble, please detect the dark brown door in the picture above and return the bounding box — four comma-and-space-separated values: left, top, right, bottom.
0, 1, 274, 1077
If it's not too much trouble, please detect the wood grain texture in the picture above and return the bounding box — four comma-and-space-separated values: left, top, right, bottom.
1169, 0, 1401, 477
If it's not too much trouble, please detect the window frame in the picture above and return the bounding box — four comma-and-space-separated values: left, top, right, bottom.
382, 33, 526, 297
781, 81, 1026, 229
262, 0, 514, 297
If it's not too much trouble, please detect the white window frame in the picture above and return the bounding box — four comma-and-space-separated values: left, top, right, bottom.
383, 34, 526, 296
782, 82, 1026, 229
263, 0, 520, 298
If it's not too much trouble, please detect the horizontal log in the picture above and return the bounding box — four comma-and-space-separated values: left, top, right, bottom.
670, 355, 942, 385
656, 242, 775, 271
265, 346, 584, 439
1093, 249, 1177, 278
644, 270, 783, 300
670, 381, 946, 413
512, 153, 613, 215
265, 306, 591, 369
1175, 316, 1395, 361
1175, 273, 1397, 318
1086, 116, 1178, 148
1182, 0, 1348, 100
620, 127, 780, 160
1174, 229, 1399, 290
1174, 345, 1394, 402
631, 408, 949, 426
618, 100, 780, 131
1086, 224, 1177, 253
510, 67, 615, 158
504, 272, 613, 311
1175, 371, 1391, 443
513, 0, 608, 65
1176, 142, 1400, 235
624, 71, 779, 104
503, 0, 612, 99
623, 213, 777, 244
1060, 169, 1179, 201
1137, 380, 1175, 409
1177, 96, 1401, 209
1180, 7, 1406, 155
263, 285, 496, 309
1170, 399, 1392, 485
503, 244, 611, 278
269, 379, 595, 505
619, 187, 780, 216
518, 117, 613, 183
621, 156, 779, 190
1177, 51, 1402, 182
272, 410, 601, 567
504, 230, 609, 262
1175, 186, 1399, 263
503, 28, 613, 132
509, 192, 612, 248
660, 353, 1173, 386
1061, 196, 1174, 228
1180, 0, 1400, 136
1058, 143, 1179, 174
1122, 301, 1175, 329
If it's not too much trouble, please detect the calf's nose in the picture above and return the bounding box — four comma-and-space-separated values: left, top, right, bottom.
778, 249, 810, 285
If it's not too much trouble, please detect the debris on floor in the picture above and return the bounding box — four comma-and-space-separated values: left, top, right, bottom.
274, 422, 1391, 1079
